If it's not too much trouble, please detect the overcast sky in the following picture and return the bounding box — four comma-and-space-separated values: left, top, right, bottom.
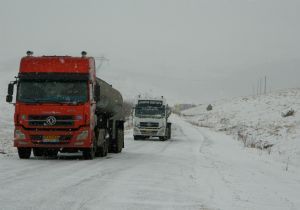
1, 0, 299, 104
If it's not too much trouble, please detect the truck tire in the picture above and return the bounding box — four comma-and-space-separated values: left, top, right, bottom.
83, 139, 96, 160
113, 128, 123, 153
109, 121, 124, 153
134, 135, 146, 140
18, 148, 31, 159
97, 140, 108, 157
159, 136, 167, 141
168, 128, 171, 139
33, 148, 44, 157
167, 123, 172, 139
44, 149, 58, 158
95, 128, 108, 157
83, 147, 96, 160
168, 123, 172, 139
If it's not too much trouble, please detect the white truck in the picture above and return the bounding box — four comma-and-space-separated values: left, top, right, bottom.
133, 96, 171, 141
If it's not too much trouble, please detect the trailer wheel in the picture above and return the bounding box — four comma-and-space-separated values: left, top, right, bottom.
18, 148, 31, 159
115, 128, 124, 153
111, 126, 123, 153
167, 123, 172, 139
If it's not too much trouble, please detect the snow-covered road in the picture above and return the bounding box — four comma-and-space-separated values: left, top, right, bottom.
0, 115, 299, 210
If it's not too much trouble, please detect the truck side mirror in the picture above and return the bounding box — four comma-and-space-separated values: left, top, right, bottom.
6, 95, 13, 103
94, 84, 100, 102
6, 83, 15, 103
8, 83, 14, 95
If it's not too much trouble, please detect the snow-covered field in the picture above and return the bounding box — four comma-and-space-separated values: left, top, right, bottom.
1, 115, 300, 210
182, 88, 300, 169
0, 67, 15, 155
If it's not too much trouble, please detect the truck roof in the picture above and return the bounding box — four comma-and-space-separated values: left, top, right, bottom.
19, 56, 94, 74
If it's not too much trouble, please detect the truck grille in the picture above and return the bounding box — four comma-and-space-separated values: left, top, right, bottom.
30, 135, 72, 144
28, 115, 74, 126
140, 130, 158, 135
140, 122, 159, 128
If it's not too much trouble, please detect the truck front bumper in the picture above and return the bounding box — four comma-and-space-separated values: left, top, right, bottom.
13, 126, 92, 148
133, 127, 166, 137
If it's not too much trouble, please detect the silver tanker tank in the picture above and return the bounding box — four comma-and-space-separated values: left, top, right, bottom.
95, 78, 124, 119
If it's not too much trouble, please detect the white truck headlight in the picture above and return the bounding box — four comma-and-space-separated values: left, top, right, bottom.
77, 130, 89, 140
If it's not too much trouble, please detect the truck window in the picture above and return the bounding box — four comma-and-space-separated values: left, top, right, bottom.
17, 80, 88, 104
135, 106, 165, 118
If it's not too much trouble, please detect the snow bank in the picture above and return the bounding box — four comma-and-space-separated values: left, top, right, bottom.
0, 63, 15, 156
182, 88, 300, 168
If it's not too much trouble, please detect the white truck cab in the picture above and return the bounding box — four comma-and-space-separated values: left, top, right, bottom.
133, 96, 171, 141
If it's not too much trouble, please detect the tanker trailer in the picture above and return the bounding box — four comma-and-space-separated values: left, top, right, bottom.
95, 78, 125, 153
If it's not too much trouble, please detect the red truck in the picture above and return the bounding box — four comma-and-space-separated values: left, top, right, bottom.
6, 51, 124, 159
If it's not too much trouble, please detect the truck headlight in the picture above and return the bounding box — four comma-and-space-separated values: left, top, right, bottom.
15, 129, 26, 140
135, 121, 139, 127
77, 130, 89, 140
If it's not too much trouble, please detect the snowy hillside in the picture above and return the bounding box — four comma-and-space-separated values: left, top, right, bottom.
182, 88, 300, 168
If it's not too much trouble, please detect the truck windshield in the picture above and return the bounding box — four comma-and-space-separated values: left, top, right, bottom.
135, 106, 165, 118
17, 81, 88, 104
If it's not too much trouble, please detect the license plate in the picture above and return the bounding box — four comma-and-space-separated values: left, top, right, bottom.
43, 136, 59, 142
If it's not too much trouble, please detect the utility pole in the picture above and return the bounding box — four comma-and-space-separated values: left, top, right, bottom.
264, 76, 267, 94
260, 78, 262, 95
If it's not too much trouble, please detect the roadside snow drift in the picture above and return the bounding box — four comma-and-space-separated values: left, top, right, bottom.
182, 88, 300, 168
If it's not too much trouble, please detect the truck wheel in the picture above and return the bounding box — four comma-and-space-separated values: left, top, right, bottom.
139, 136, 146, 140
168, 129, 171, 139
44, 149, 58, 158
83, 147, 96, 160
95, 128, 107, 157
116, 128, 124, 153
97, 140, 108, 157
134, 135, 139, 140
83, 140, 96, 160
33, 148, 44, 157
159, 137, 166, 141
167, 123, 172, 139
18, 148, 31, 159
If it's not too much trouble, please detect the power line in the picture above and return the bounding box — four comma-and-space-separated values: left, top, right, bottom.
95, 56, 109, 71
